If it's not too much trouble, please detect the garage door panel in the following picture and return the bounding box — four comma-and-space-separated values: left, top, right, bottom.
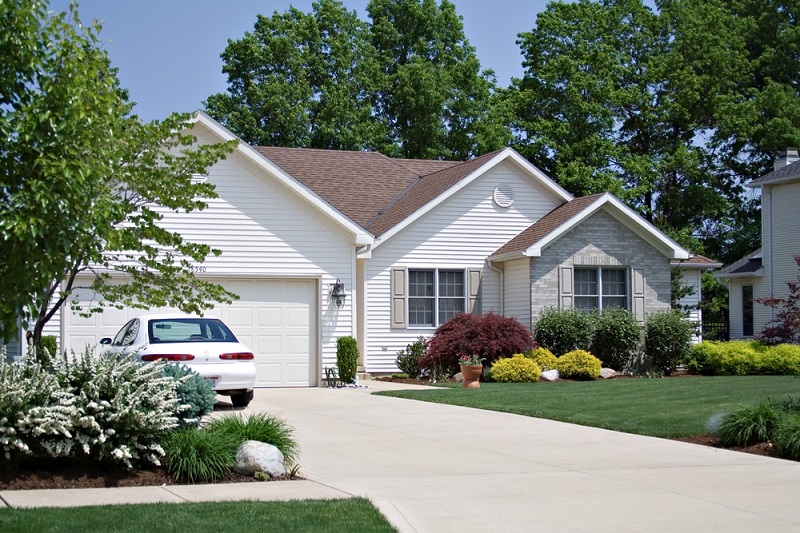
286, 307, 310, 327
286, 363, 310, 385
64, 278, 317, 387
226, 307, 253, 328
257, 363, 283, 386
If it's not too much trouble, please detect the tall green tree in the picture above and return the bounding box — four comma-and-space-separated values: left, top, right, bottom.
205, 0, 383, 151
0, 1, 236, 354
510, 0, 799, 264
366, 0, 508, 158
205, 0, 509, 159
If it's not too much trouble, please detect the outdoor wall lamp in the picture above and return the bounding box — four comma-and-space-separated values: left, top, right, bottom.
330, 279, 347, 308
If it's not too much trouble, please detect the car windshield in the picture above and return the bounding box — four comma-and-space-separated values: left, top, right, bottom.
148, 318, 238, 344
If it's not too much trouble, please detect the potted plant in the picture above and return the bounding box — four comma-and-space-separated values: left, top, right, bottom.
459, 353, 484, 388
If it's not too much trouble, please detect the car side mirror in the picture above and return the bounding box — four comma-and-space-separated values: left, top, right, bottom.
99, 337, 112, 345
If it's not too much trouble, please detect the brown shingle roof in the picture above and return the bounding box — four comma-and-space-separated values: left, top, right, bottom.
671, 255, 722, 268
490, 193, 605, 258
255, 147, 420, 229
255, 146, 504, 237
365, 150, 505, 236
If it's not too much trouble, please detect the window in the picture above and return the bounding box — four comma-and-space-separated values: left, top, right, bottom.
112, 319, 140, 347
742, 285, 754, 337
574, 267, 628, 312
408, 269, 465, 327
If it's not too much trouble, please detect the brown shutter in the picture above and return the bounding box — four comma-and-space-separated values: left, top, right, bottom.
559, 266, 574, 308
390, 268, 407, 329
467, 268, 482, 314
632, 268, 646, 322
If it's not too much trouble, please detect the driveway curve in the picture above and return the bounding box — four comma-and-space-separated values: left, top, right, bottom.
245, 382, 800, 533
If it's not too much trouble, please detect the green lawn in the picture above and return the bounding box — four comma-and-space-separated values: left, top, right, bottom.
0, 499, 396, 533
376, 375, 800, 438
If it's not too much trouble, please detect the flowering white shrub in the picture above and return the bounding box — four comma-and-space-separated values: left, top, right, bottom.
0, 351, 75, 461
0, 347, 180, 468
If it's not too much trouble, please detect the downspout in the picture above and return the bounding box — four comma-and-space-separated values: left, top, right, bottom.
768, 187, 774, 322
487, 259, 504, 315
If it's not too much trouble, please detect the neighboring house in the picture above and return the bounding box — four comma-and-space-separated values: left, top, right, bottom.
717, 148, 800, 339
8, 112, 708, 383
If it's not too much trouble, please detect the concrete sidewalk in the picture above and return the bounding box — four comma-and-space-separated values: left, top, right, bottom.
3, 381, 800, 532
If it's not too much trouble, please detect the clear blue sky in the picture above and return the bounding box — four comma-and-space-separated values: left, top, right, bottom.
49, 0, 551, 122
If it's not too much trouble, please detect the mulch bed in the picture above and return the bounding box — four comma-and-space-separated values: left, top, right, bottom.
0, 460, 259, 491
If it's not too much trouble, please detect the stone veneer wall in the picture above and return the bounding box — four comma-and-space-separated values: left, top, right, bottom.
530, 209, 672, 320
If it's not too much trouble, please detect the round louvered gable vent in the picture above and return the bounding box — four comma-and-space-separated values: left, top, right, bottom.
493, 184, 514, 207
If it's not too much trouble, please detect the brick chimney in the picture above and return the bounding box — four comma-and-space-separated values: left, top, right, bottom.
774, 147, 800, 170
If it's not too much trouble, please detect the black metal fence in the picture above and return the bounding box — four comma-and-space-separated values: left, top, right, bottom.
702, 311, 729, 341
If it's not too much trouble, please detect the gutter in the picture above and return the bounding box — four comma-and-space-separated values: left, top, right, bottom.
487, 259, 504, 315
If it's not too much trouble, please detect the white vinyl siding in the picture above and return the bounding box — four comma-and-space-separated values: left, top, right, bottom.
59, 129, 357, 376
728, 277, 769, 339
364, 161, 562, 374
768, 183, 800, 303
503, 257, 532, 328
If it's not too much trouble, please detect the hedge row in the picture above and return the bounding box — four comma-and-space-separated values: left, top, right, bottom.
687, 341, 800, 375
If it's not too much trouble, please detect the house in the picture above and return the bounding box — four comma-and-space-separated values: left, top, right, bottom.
5, 112, 709, 383
717, 148, 800, 339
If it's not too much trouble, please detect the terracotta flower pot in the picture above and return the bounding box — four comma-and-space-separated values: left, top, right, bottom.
460, 364, 482, 388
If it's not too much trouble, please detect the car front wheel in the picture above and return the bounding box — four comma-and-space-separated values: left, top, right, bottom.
231, 390, 254, 408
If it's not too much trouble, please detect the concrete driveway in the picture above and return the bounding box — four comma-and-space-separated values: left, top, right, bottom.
240, 381, 800, 532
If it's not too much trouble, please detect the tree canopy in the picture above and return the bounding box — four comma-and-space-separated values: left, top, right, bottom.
0, 1, 236, 352
205, 0, 509, 159
508, 0, 800, 265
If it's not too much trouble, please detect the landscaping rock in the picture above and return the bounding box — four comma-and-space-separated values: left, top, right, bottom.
454, 372, 464, 382
600, 368, 618, 379
540, 369, 559, 382
236, 440, 288, 477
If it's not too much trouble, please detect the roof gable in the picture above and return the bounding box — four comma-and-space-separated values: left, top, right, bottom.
716, 248, 764, 278
747, 161, 800, 187
190, 112, 373, 245
491, 193, 690, 261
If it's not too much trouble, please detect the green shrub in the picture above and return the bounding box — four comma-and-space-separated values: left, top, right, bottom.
774, 414, 800, 460
686, 341, 800, 376
686, 341, 725, 375
556, 350, 602, 380
718, 402, 782, 447
481, 366, 495, 382
162, 427, 237, 483
533, 307, 595, 356
39, 335, 58, 360
590, 308, 642, 371
490, 354, 541, 383
524, 347, 558, 371
206, 412, 298, 464
762, 344, 800, 375
336, 336, 359, 384
721, 341, 765, 375
395, 337, 426, 378
161, 364, 216, 427
644, 310, 693, 375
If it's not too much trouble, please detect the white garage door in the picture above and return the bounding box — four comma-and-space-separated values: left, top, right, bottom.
63, 278, 318, 387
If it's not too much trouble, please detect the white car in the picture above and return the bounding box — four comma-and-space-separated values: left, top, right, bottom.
100, 314, 257, 407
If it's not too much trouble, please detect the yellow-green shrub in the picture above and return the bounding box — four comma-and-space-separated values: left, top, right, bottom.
686, 340, 800, 375
525, 347, 558, 371
763, 344, 800, 375
491, 354, 541, 383
556, 350, 602, 380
